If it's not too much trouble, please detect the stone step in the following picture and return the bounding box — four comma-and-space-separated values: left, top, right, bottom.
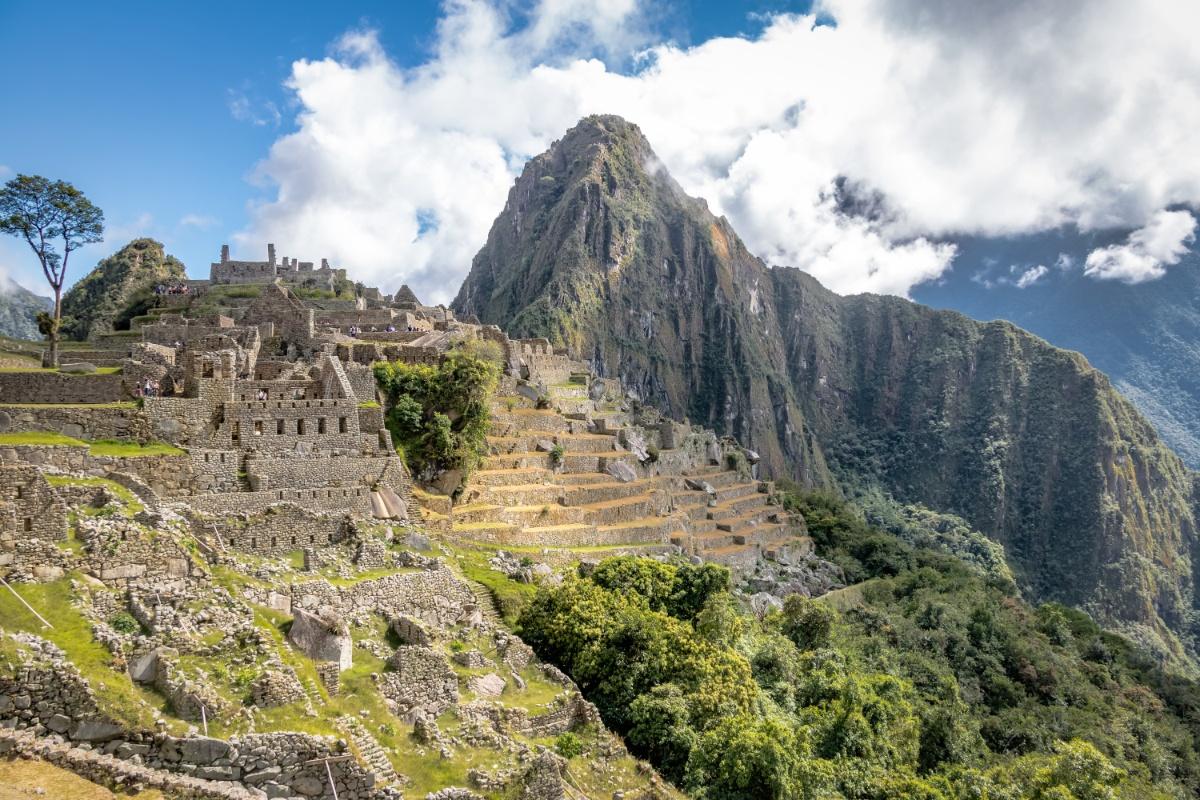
465, 482, 565, 506
575, 494, 656, 526
454, 502, 586, 527
488, 409, 571, 435
682, 468, 747, 489
564, 479, 657, 506
595, 516, 681, 544
556, 472, 618, 486
730, 523, 787, 546
556, 433, 621, 453
708, 493, 773, 523
714, 481, 764, 503
470, 467, 554, 487
714, 505, 773, 531
450, 520, 520, 542
518, 522, 599, 543
690, 530, 739, 550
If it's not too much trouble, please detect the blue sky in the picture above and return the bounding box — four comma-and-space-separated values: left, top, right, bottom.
0, 0, 1194, 310
0, 0, 811, 293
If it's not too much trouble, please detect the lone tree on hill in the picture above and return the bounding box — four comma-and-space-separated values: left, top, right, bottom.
0, 174, 104, 366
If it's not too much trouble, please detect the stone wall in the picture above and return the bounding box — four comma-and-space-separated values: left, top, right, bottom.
0, 404, 150, 444
0, 371, 127, 404
184, 488, 371, 517
286, 564, 477, 628
245, 454, 398, 491
223, 398, 363, 455
205, 504, 350, 556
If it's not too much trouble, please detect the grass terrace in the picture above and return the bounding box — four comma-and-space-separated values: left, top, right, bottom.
0, 365, 122, 374
0, 432, 183, 458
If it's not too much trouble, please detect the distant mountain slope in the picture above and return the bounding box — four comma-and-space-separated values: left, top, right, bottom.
915, 248, 1200, 468
0, 276, 50, 340
453, 115, 1200, 663
61, 238, 186, 341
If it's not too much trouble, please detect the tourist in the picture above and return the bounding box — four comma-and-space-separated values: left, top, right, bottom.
257, 388, 268, 402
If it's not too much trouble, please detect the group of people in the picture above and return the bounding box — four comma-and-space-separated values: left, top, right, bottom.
155, 283, 191, 295
137, 378, 164, 398
346, 323, 420, 337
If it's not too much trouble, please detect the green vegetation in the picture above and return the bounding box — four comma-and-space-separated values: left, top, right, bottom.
356, 400, 380, 409
59, 238, 184, 341
87, 439, 185, 458
46, 475, 144, 515
0, 576, 165, 729
0, 365, 121, 374
0, 432, 182, 458
373, 347, 500, 486
518, 495, 1200, 800
0, 430, 86, 446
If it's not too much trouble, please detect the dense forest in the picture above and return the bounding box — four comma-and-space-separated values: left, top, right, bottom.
518, 492, 1200, 799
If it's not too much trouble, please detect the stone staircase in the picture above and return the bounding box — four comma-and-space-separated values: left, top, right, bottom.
468, 581, 502, 625
338, 716, 401, 787
419, 391, 811, 568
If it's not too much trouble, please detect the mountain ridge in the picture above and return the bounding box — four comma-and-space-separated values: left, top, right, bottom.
453, 114, 1200, 663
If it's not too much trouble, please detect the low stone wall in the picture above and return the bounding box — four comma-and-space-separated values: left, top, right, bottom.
0, 403, 150, 442
0, 372, 127, 404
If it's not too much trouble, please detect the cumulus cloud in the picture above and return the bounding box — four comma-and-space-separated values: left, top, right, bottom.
1015, 265, 1049, 289
1084, 210, 1198, 284
237, 0, 1200, 303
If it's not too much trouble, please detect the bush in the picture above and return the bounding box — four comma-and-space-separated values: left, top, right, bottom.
555, 731, 583, 759
373, 348, 499, 487
109, 612, 141, 635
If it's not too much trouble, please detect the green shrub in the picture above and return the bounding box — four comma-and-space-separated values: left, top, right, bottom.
555, 731, 583, 759
373, 348, 499, 488
108, 612, 141, 635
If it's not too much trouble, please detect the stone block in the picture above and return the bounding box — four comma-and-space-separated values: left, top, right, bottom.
288, 608, 352, 671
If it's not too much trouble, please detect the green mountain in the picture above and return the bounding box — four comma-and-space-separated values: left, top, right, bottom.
0, 275, 51, 340
453, 115, 1200, 664
61, 238, 186, 340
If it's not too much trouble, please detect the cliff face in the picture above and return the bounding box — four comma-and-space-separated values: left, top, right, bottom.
61, 238, 185, 340
454, 115, 1200, 659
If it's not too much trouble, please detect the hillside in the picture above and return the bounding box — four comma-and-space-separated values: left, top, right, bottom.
453, 115, 1200, 664
60, 238, 186, 341
0, 276, 50, 340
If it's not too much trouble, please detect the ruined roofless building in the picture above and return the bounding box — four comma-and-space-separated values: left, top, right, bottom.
211, 243, 347, 289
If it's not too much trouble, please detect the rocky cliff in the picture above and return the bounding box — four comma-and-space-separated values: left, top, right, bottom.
453, 115, 1200, 661
61, 238, 185, 340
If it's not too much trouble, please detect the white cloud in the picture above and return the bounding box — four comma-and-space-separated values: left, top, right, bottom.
1084, 210, 1197, 284
228, 90, 282, 128
1015, 265, 1048, 289
237, 0, 1200, 303
179, 213, 219, 230
0, 165, 12, 180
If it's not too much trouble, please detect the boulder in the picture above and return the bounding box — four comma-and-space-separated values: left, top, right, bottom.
288, 608, 353, 671
605, 460, 637, 483
467, 673, 506, 697
59, 362, 96, 374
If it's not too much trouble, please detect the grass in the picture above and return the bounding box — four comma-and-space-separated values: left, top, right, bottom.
0, 432, 182, 458
0, 401, 136, 409
0, 431, 86, 447
0, 575, 168, 730
0, 366, 122, 374
88, 439, 185, 458
46, 476, 145, 516
0, 758, 166, 799
357, 400, 380, 409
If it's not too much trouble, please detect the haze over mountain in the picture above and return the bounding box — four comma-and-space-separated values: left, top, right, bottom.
455, 115, 1200, 662
0, 274, 50, 341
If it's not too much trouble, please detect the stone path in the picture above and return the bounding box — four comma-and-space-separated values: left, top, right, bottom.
338, 716, 400, 787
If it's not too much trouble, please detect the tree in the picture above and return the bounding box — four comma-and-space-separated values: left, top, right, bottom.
0, 175, 104, 366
